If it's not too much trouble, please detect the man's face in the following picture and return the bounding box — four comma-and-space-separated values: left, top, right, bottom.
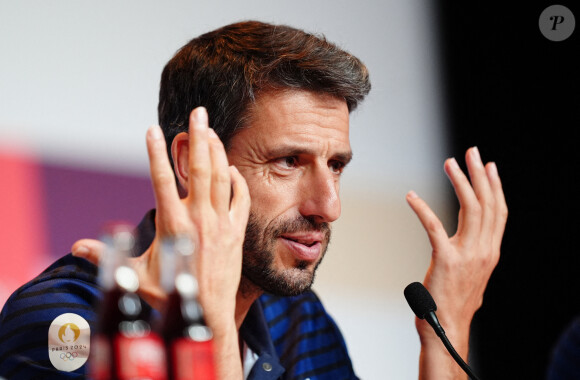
227, 90, 351, 296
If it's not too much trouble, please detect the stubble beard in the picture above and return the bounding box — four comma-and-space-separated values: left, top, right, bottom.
240, 211, 331, 297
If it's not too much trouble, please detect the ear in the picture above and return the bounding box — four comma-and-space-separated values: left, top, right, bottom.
171, 132, 189, 197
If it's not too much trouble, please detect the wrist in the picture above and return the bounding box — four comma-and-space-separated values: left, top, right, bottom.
211, 319, 238, 342
416, 317, 470, 362
210, 321, 243, 380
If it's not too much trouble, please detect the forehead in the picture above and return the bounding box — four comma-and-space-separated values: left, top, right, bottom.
230, 90, 350, 154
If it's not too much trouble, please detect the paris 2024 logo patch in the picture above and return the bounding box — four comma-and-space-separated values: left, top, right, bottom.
48, 313, 90, 371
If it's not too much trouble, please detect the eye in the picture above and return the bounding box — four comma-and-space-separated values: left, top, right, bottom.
273, 156, 299, 169
329, 160, 346, 175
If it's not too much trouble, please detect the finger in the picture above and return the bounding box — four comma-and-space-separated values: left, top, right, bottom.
444, 157, 481, 243
465, 147, 496, 243
146, 125, 182, 235
71, 238, 105, 265
486, 162, 508, 254
229, 165, 251, 228
187, 107, 211, 207
208, 129, 232, 215
406, 191, 449, 256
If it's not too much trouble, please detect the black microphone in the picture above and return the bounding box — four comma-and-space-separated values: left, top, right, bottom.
404, 282, 481, 380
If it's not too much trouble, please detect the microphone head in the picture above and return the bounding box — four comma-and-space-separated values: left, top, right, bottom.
404, 282, 437, 320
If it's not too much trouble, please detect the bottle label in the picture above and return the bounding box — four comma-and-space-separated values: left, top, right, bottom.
115, 333, 167, 380
172, 338, 216, 380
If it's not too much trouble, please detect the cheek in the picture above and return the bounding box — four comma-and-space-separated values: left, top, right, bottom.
247, 179, 298, 222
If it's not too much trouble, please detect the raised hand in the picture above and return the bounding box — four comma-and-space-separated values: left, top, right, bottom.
406, 146, 507, 379
143, 107, 250, 331
73, 107, 251, 379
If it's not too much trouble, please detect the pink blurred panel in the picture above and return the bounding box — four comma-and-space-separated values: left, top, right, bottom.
0, 151, 50, 308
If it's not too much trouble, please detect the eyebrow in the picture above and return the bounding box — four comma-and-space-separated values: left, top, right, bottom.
266, 146, 354, 165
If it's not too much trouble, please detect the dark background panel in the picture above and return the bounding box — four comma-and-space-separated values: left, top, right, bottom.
435, 1, 579, 379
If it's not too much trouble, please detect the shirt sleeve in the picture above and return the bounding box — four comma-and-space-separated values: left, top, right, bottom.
0, 254, 99, 379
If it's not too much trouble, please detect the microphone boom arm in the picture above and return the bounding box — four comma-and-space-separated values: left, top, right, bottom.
404, 282, 482, 380
425, 311, 481, 380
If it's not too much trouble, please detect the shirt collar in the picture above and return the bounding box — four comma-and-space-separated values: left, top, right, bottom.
133, 209, 157, 257
240, 300, 285, 379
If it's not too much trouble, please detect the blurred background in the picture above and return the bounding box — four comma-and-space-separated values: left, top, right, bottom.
0, 1, 578, 378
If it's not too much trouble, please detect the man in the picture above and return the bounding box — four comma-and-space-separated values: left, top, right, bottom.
0, 21, 507, 379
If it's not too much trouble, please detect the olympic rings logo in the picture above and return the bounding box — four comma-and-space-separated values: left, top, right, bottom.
59, 352, 79, 361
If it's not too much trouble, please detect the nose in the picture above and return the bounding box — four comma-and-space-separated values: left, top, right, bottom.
298, 167, 341, 224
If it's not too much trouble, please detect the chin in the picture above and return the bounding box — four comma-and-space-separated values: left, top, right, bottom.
243, 262, 318, 297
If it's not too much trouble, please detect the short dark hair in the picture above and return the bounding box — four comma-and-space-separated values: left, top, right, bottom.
158, 20, 371, 155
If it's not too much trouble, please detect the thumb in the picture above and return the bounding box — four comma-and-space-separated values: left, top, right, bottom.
71, 238, 105, 265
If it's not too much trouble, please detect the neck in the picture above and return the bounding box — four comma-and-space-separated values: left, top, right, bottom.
234, 276, 263, 329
